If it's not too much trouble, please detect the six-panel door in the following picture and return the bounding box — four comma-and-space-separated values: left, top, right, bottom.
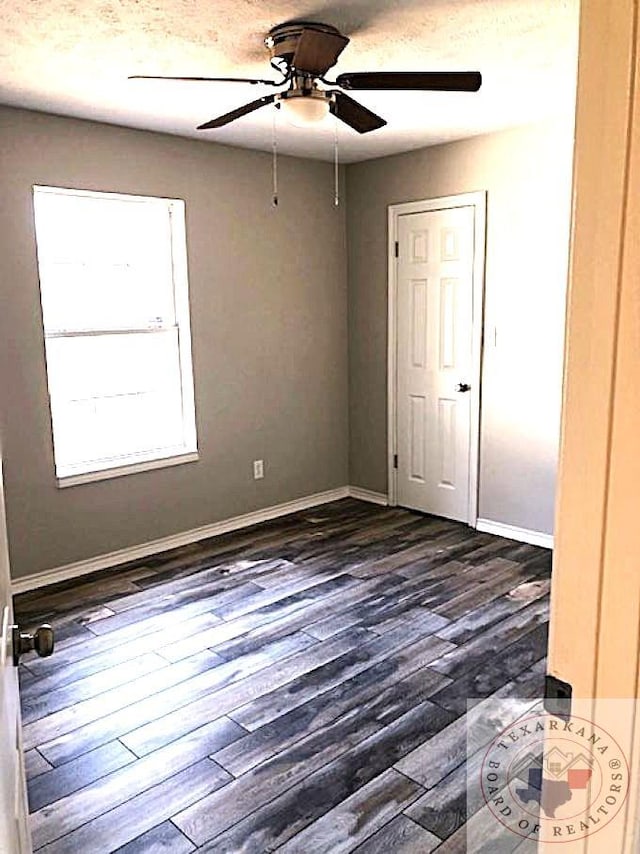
396, 205, 475, 522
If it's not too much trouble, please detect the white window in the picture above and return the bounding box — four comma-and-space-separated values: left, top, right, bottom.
32, 186, 198, 487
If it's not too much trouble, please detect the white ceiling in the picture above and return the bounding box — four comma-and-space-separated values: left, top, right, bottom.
0, 0, 579, 163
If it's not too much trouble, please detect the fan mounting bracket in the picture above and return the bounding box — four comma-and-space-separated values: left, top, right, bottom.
265, 21, 342, 67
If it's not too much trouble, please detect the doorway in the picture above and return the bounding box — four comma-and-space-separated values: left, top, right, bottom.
387, 192, 486, 524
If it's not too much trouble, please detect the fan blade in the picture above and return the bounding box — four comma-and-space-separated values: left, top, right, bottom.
292, 28, 349, 75
129, 75, 281, 86
197, 94, 276, 129
329, 91, 386, 134
336, 71, 482, 92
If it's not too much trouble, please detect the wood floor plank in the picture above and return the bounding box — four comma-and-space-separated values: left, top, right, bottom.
38, 759, 229, 854
209, 575, 403, 658
291, 570, 458, 642
304, 610, 365, 641
21, 652, 170, 725
32, 592, 220, 666
351, 814, 441, 853
435, 580, 550, 644
393, 664, 546, 794
350, 538, 465, 580
430, 801, 528, 853
104, 559, 285, 615
276, 768, 424, 854
76, 604, 117, 625
24, 749, 52, 780
15, 577, 142, 625
156, 575, 363, 663
428, 598, 549, 680
398, 691, 543, 844
18, 666, 36, 689
37, 633, 314, 765
403, 747, 486, 840
30, 719, 240, 849
113, 821, 195, 853
212, 570, 354, 622
120, 627, 373, 757
342, 560, 517, 629
22, 612, 223, 679
370, 606, 451, 637
213, 638, 452, 777
27, 740, 137, 812
19, 651, 159, 707
416, 559, 524, 610
394, 709, 474, 791
190, 675, 452, 846
229, 628, 454, 732
14, 499, 551, 853
15, 564, 156, 610
450, 537, 518, 566
252, 558, 351, 591
181, 699, 455, 850
85, 579, 263, 636
433, 562, 545, 620
129, 507, 375, 590
83, 583, 257, 641
129, 522, 318, 582
430, 624, 549, 717
23, 648, 229, 752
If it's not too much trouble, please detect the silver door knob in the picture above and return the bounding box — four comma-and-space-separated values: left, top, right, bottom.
456, 382, 471, 393
12, 624, 54, 666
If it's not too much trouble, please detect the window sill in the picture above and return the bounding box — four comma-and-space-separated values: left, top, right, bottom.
56, 450, 199, 488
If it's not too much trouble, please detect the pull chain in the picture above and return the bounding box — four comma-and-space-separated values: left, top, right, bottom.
333, 107, 339, 207
272, 103, 279, 208
271, 99, 338, 208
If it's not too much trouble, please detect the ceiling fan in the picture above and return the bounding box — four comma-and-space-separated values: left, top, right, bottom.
130, 21, 482, 134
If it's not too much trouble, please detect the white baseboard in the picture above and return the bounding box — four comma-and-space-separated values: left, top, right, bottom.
348, 486, 389, 506
476, 518, 554, 550
11, 486, 350, 595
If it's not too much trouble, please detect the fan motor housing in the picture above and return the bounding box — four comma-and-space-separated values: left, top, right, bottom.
265, 21, 343, 66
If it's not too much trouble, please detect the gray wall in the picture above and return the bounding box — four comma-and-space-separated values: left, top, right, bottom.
0, 109, 573, 581
0, 107, 348, 580
347, 121, 574, 535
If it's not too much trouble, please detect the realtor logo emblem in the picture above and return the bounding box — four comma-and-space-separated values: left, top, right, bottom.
480, 711, 629, 843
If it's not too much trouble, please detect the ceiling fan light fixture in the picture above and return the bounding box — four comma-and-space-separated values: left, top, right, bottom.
279, 92, 331, 127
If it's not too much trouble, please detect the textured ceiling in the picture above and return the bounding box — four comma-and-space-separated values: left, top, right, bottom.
0, 0, 579, 162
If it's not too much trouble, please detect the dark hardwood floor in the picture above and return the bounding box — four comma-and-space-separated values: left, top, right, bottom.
14, 498, 551, 853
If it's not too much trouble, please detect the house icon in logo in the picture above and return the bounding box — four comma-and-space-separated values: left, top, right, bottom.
546, 747, 574, 777
544, 747, 594, 781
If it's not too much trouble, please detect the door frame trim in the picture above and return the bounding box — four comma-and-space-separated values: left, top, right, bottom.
387, 191, 487, 523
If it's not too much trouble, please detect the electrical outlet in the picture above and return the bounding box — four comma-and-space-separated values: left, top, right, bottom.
253, 459, 264, 480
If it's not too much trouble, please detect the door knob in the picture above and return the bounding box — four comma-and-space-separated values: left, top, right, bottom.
456, 382, 471, 393
12, 624, 54, 667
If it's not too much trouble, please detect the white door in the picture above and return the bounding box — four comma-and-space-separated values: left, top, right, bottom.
0, 456, 32, 854
396, 205, 476, 522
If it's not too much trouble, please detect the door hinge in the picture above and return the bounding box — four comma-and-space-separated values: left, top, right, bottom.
393, 454, 398, 469
394, 241, 399, 258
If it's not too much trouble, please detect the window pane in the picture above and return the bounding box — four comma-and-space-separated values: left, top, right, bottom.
34, 191, 176, 331
46, 331, 188, 470
33, 187, 198, 479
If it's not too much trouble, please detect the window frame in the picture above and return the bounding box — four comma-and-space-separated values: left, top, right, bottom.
32, 185, 199, 488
